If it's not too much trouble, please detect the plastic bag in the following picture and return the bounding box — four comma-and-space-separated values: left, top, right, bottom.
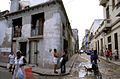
16, 68, 24, 79
59, 57, 63, 63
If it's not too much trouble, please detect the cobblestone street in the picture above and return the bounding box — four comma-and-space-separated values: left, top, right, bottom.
31, 53, 120, 79
0, 53, 120, 79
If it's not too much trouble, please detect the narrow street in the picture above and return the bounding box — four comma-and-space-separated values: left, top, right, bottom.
27, 54, 120, 79
29, 53, 120, 79
0, 53, 120, 79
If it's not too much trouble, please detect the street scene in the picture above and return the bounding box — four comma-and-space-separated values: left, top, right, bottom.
0, 0, 120, 79
0, 53, 120, 79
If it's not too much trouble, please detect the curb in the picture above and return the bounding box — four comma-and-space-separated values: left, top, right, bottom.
32, 71, 69, 76
32, 54, 78, 76
99, 56, 120, 66
0, 65, 7, 68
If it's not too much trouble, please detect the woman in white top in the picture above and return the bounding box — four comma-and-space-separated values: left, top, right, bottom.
12, 51, 26, 79
8, 53, 15, 72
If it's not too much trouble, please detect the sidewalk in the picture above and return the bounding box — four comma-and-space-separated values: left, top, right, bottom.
0, 54, 78, 76
99, 56, 120, 66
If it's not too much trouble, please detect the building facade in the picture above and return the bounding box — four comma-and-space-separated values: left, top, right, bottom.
72, 29, 79, 53
82, 0, 120, 59
0, 10, 11, 62
97, 0, 120, 57
0, 0, 74, 68
81, 29, 89, 51
82, 19, 103, 51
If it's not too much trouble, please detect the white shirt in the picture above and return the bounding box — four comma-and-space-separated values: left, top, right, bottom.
9, 54, 15, 64
14, 56, 24, 65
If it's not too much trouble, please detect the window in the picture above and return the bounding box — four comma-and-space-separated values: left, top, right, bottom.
62, 24, 65, 36
107, 36, 111, 43
116, 0, 120, 9
12, 17, 22, 37
106, 6, 110, 23
112, 0, 115, 9
114, 33, 118, 49
31, 13, 44, 36
97, 40, 99, 54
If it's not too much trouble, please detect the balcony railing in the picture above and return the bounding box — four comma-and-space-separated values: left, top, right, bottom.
99, 0, 108, 6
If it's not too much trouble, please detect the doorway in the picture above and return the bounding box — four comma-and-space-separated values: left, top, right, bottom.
19, 42, 27, 56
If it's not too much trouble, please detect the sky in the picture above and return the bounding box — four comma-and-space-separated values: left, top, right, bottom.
0, 0, 103, 48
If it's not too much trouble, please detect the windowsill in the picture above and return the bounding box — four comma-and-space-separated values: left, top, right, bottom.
28, 35, 43, 41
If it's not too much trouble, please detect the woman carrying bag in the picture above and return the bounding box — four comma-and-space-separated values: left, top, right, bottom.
12, 51, 26, 79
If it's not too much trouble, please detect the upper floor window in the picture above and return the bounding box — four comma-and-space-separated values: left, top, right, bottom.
107, 36, 111, 43
31, 12, 44, 36
112, 0, 115, 10
106, 6, 110, 23
116, 0, 120, 9
12, 17, 22, 37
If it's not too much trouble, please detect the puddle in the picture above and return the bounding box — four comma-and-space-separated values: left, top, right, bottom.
79, 70, 86, 78
79, 62, 92, 68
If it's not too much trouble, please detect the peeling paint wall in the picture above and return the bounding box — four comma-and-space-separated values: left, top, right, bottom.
0, 19, 11, 48
0, 19, 12, 62
38, 10, 62, 68
6, 2, 73, 68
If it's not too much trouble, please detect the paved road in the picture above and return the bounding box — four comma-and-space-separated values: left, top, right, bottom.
0, 67, 12, 79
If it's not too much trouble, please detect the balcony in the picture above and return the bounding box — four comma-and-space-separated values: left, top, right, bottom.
101, 19, 111, 33
99, 0, 108, 6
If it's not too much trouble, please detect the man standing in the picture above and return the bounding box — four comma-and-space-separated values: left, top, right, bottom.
53, 49, 59, 74
60, 49, 68, 74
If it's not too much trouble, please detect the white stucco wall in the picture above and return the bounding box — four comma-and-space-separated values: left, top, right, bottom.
0, 19, 12, 53
38, 10, 62, 67
0, 19, 11, 46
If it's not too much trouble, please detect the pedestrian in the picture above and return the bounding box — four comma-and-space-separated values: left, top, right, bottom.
12, 51, 26, 79
8, 52, 15, 73
109, 50, 112, 60
93, 50, 99, 64
105, 48, 109, 61
53, 49, 59, 74
90, 48, 94, 63
60, 49, 68, 74
113, 49, 119, 60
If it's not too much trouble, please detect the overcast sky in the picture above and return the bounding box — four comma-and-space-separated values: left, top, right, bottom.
0, 0, 103, 48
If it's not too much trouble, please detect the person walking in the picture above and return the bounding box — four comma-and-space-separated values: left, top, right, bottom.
93, 50, 99, 64
8, 52, 15, 73
114, 49, 119, 60
53, 49, 59, 74
60, 49, 68, 74
105, 48, 109, 61
90, 48, 94, 63
12, 51, 26, 79
109, 50, 112, 60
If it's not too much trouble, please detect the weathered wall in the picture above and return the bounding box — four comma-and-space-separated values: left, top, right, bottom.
0, 19, 12, 62
7, 2, 73, 68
